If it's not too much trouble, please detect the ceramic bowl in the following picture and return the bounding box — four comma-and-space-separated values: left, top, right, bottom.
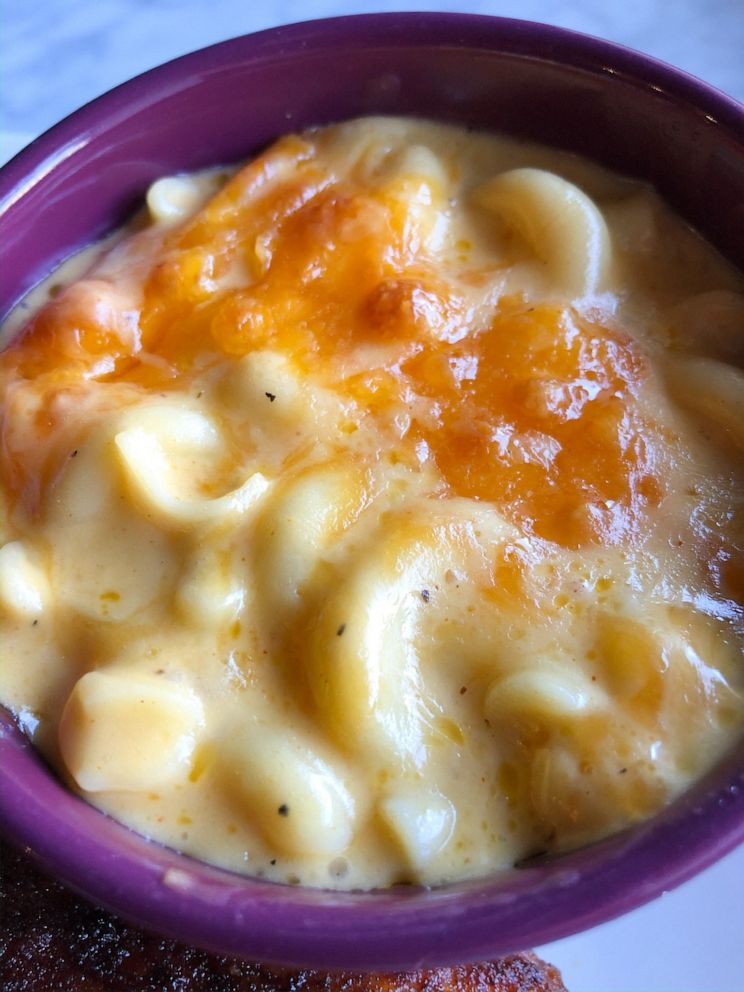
1, 13, 743, 971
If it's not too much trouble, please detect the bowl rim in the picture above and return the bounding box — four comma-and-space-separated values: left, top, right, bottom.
1, 11, 744, 971
2, 11, 743, 224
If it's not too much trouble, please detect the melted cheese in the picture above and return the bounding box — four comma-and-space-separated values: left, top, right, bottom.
1, 117, 743, 890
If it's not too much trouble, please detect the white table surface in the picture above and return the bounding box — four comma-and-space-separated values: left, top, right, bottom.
3, 3, 744, 990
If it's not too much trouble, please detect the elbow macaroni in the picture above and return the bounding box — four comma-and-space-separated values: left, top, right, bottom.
474, 167, 612, 297
1, 116, 743, 890
663, 355, 744, 448
59, 670, 205, 792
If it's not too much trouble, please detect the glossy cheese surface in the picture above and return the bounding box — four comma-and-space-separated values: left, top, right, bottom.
1, 117, 743, 890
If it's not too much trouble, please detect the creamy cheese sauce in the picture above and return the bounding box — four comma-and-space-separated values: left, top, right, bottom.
1, 117, 744, 890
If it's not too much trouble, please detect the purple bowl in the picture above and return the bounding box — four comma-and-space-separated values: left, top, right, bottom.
1, 12, 743, 972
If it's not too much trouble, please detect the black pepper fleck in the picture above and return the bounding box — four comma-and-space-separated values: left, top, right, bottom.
70, 449, 78, 458
336, 623, 346, 636
277, 804, 290, 817
619, 767, 628, 775
270, 858, 277, 865
265, 392, 276, 402
459, 685, 467, 695
421, 589, 430, 603
32, 619, 39, 627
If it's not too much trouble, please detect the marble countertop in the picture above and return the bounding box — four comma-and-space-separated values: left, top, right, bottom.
2, 3, 744, 991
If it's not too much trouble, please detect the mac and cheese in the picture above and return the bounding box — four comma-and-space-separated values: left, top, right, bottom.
1, 117, 743, 889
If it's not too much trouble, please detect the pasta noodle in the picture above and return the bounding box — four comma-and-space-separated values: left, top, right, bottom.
475, 168, 611, 296
664, 355, 744, 448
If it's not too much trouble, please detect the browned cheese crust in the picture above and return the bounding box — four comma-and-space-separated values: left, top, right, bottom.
0, 841, 567, 992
